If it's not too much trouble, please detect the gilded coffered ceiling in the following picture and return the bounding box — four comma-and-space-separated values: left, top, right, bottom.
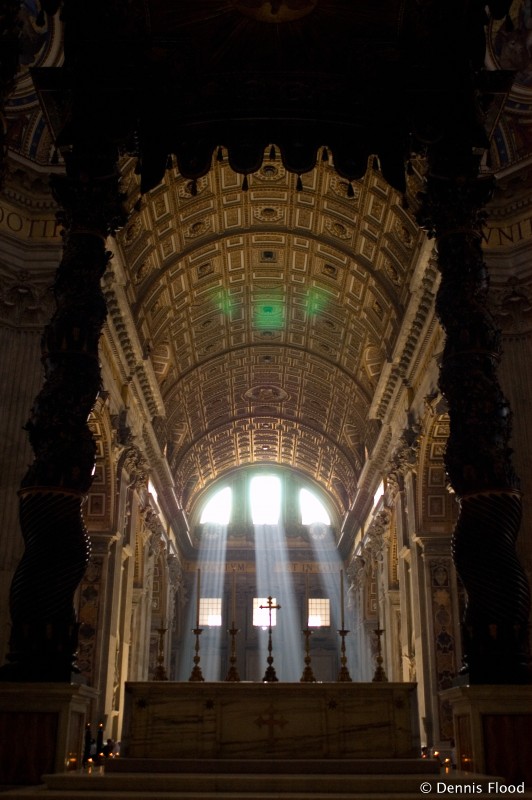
117, 150, 425, 517
6, 0, 527, 527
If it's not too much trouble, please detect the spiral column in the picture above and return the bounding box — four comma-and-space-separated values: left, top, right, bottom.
0, 149, 126, 681
420, 172, 531, 684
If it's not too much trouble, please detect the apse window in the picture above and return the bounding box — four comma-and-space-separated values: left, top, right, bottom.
299, 488, 330, 526
200, 486, 232, 525
308, 598, 330, 628
250, 475, 281, 525
253, 597, 278, 628
199, 598, 222, 627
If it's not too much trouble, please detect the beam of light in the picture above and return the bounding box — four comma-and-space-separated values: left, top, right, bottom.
307, 522, 359, 679
254, 520, 301, 682
177, 521, 228, 681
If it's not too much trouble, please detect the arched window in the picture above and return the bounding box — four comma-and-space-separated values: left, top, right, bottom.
250, 475, 281, 525
199, 486, 232, 525
299, 487, 330, 525
196, 471, 335, 531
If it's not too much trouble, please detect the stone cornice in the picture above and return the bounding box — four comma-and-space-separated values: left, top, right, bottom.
2, 157, 62, 212
102, 245, 165, 423
487, 165, 532, 222
369, 249, 438, 423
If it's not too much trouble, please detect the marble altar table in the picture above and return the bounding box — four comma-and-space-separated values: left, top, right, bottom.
121, 681, 420, 760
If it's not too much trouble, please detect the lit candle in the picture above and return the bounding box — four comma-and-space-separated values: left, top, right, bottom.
340, 569, 345, 630
196, 568, 201, 628
231, 567, 236, 625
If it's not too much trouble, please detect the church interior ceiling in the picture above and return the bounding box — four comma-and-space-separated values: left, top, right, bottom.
4, 0, 532, 527
116, 149, 425, 519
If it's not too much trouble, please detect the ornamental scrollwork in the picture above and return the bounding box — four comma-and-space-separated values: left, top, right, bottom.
167, 553, 183, 592
387, 420, 422, 483
121, 444, 149, 489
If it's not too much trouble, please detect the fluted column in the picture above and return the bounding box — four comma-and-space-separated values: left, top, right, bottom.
1, 149, 126, 681
419, 172, 531, 684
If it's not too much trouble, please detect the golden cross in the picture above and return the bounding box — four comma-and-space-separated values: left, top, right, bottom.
259, 596, 281, 629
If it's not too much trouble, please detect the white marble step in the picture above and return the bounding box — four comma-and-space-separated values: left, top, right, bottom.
106, 757, 441, 776
2, 789, 532, 800
2, 771, 531, 799
45, 772, 473, 797
44, 772, 473, 792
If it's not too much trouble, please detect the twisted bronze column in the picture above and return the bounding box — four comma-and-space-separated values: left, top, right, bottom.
1, 149, 126, 681
419, 173, 531, 684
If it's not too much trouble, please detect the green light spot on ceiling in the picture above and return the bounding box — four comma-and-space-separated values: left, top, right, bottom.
209, 288, 232, 317
306, 287, 329, 316
254, 293, 285, 330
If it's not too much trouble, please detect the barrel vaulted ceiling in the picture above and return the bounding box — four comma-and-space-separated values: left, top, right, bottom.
116, 152, 426, 518
6, 0, 527, 526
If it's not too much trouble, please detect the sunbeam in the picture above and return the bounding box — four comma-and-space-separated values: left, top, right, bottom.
178, 522, 229, 681
254, 520, 302, 682
307, 522, 358, 679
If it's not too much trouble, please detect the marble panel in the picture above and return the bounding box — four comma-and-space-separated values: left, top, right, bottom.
0, 683, 97, 785
442, 685, 532, 786
122, 681, 419, 760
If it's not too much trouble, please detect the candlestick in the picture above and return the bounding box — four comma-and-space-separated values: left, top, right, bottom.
260, 596, 281, 682
305, 573, 309, 626
337, 566, 351, 681
225, 623, 240, 682
340, 569, 345, 630
300, 627, 316, 683
375, 561, 380, 628
372, 626, 388, 682
196, 568, 201, 628
153, 626, 168, 681
337, 627, 352, 682
231, 567, 236, 625
188, 626, 204, 682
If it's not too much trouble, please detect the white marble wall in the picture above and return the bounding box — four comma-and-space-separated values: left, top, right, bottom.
122, 681, 420, 760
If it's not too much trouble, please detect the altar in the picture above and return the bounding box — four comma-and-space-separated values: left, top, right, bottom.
121, 681, 420, 760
